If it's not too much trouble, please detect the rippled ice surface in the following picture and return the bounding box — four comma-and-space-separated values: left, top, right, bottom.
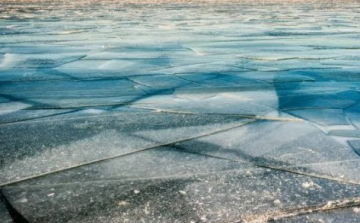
1, 0, 360, 222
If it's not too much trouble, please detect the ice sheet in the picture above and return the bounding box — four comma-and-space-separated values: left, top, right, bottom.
1, 0, 360, 222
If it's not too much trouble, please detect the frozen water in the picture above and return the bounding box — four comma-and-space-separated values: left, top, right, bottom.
0, 199, 12, 223
348, 140, 360, 156
328, 130, 360, 138
1, 0, 360, 222
287, 109, 349, 126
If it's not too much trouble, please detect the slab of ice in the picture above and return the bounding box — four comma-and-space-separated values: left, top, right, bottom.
0, 69, 68, 83
345, 112, 360, 129
235, 71, 315, 83
4, 167, 360, 223
0, 200, 12, 223
0, 112, 252, 185
287, 109, 349, 126
0, 53, 86, 69
328, 130, 360, 138
132, 94, 274, 116
0, 102, 31, 115
279, 90, 360, 110
129, 75, 190, 89
176, 120, 360, 181
0, 79, 146, 108
274, 207, 360, 223
0, 109, 75, 125
348, 140, 360, 156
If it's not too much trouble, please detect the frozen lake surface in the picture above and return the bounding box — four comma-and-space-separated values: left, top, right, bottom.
1, 0, 360, 222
